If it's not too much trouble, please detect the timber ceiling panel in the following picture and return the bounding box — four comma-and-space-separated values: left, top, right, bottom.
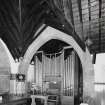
0, 0, 104, 59
54, 0, 105, 53
0, 0, 48, 59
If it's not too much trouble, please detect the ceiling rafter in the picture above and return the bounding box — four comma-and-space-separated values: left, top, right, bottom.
0, 12, 18, 43
46, 0, 86, 51
67, 0, 74, 26
21, 24, 47, 57
99, 0, 102, 52
77, 0, 84, 40
86, 0, 92, 49
1, 0, 105, 58
19, 0, 23, 44
88, 0, 91, 25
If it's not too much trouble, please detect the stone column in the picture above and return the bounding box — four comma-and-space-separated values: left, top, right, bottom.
10, 74, 26, 96
16, 74, 26, 96
10, 74, 17, 95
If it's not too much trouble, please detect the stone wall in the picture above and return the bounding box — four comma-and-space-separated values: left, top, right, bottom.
0, 40, 10, 92
18, 26, 95, 102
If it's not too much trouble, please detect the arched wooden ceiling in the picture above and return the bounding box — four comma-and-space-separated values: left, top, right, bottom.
53, 0, 105, 54
38, 39, 69, 54
0, 0, 104, 59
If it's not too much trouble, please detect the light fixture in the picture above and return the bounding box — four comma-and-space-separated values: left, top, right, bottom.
85, 37, 93, 46
15, 58, 18, 62
85, 20, 93, 47
19, 57, 23, 61
85, 30, 93, 47
53, 81, 57, 84
0, 96, 2, 102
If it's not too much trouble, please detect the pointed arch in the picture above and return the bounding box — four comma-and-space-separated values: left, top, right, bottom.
0, 38, 13, 73
19, 26, 94, 98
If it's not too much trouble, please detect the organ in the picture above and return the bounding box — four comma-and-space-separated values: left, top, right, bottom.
29, 46, 83, 105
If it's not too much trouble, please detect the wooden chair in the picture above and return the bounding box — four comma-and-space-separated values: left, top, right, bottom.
47, 95, 59, 105
47, 89, 60, 105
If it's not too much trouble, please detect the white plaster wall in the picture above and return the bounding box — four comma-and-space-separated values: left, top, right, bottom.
0, 38, 18, 74
0, 39, 11, 69
93, 53, 105, 105
0, 39, 11, 92
94, 53, 105, 83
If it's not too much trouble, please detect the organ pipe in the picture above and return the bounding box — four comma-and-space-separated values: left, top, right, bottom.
34, 47, 76, 97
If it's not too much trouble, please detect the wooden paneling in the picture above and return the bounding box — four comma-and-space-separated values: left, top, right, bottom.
0, 75, 10, 93
0, 96, 31, 105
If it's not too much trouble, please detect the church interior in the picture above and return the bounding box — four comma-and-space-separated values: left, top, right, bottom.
0, 0, 105, 105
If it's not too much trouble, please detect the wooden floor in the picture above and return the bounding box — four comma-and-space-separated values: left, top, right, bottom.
35, 96, 74, 105
62, 96, 74, 105
48, 96, 74, 105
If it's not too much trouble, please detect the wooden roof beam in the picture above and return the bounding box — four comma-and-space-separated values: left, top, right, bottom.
99, 0, 102, 52
46, 0, 86, 51
67, 0, 74, 26
88, 0, 91, 21
77, 0, 84, 40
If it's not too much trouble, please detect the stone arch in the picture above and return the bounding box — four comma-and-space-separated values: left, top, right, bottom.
0, 39, 18, 74
0, 38, 12, 92
19, 26, 94, 98
0, 38, 11, 73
